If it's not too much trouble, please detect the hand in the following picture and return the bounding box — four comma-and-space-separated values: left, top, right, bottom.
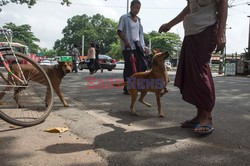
215, 32, 226, 53
144, 46, 149, 55
158, 23, 172, 33
124, 41, 131, 49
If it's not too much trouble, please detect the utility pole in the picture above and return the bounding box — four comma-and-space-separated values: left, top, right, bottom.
248, 16, 250, 59
82, 35, 84, 56
127, 0, 129, 13
149, 39, 152, 54
219, 26, 231, 75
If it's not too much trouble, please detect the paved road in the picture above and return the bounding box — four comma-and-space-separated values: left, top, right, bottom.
51, 69, 250, 166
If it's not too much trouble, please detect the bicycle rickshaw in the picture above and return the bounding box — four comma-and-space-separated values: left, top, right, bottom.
0, 27, 54, 127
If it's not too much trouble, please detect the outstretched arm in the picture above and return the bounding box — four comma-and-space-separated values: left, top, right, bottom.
158, 4, 190, 33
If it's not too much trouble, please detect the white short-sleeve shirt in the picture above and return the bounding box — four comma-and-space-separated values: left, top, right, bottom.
117, 13, 145, 51
183, 0, 221, 36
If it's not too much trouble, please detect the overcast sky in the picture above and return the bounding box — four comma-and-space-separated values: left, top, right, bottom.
0, 0, 249, 54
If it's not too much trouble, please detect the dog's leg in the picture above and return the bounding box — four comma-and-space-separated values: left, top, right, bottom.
13, 87, 25, 108
139, 91, 152, 107
0, 85, 13, 106
0, 86, 11, 100
45, 86, 52, 107
129, 89, 138, 116
53, 85, 69, 107
155, 92, 164, 118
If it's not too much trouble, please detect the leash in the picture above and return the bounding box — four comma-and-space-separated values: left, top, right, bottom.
128, 47, 137, 74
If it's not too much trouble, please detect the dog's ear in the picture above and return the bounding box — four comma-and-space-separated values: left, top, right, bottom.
58, 61, 64, 66
152, 50, 157, 55
152, 48, 160, 55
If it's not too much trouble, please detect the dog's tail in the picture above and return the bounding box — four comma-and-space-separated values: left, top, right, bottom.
113, 82, 127, 87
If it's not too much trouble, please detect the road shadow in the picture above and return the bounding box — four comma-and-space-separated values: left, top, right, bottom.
93, 123, 190, 153
93, 123, 250, 166
43, 143, 94, 154
106, 144, 250, 166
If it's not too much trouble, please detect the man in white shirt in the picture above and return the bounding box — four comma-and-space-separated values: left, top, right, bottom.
118, 0, 148, 95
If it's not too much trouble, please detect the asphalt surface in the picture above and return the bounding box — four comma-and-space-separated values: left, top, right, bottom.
1, 69, 250, 166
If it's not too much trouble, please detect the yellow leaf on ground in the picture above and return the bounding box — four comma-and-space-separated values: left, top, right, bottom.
44, 127, 68, 133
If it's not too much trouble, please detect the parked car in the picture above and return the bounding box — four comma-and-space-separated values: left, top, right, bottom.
165, 61, 172, 71
78, 54, 116, 71
115, 61, 124, 70
39, 59, 58, 66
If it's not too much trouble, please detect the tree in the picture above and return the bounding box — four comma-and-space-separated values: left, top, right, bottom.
54, 14, 119, 56
39, 48, 57, 58
0, 0, 106, 12
0, 0, 71, 8
108, 40, 122, 60
0, 22, 40, 53
144, 31, 182, 58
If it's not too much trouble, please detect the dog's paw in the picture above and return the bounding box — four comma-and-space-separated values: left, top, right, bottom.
158, 114, 165, 118
18, 105, 25, 108
160, 92, 168, 97
64, 104, 70, 107
131, 112, 138, 116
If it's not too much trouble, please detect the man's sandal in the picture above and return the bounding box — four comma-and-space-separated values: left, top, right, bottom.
181, 120, 199, 128
194, 124, 214, 135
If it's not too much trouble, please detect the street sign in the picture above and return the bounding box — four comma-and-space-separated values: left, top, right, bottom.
60, 56, 72, 62
225, 63, 236, 76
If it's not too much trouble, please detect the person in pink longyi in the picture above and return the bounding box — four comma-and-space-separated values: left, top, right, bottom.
159, 0, 228, 135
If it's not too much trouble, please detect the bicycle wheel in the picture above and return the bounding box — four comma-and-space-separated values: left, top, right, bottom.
0, 51, 54, 127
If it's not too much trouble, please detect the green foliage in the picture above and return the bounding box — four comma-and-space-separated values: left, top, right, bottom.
54, 14, 119, 56
0, 22, 40, 53
108, 30, 182, 60
0, 0, 36, 8
144, 30, 160, 45
39, 48, 57, 58
0, 0, 73, 12
53, 39, 67, 56
108, 40, 122, 60
0, 0, 71, 8
145, 31, 182, 58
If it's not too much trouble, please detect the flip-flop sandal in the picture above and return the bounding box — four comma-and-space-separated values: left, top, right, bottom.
181, 120, 199, 128
194, 124, 214, 135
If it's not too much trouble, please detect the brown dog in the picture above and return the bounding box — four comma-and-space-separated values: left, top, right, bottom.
114, 51, 170, 117
10, 61, 73, 107
41, 61, 73, 107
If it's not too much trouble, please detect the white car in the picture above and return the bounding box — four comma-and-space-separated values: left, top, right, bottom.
39, 59, 58, 66
115, 61, 125, 70
165, 61, 172, 71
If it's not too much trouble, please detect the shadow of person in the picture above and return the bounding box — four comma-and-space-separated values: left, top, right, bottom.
43, 143, 93, 154
94, 123, 177, 152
